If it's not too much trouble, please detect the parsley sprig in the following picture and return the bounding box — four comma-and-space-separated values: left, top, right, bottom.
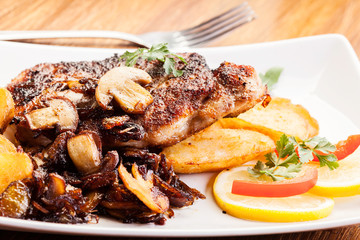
120, 43, 187, 77
248, 134, 339, 181
259, 67, 283, 91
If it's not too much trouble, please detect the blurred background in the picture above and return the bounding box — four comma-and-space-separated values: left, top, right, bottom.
0, 0, 359, 55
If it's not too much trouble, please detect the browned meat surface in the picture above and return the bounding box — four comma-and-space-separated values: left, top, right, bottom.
8, 53, 267, 148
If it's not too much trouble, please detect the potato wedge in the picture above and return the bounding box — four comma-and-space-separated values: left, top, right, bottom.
162, 119, 275, 173
237, 97, 319, 139
0, 134, 17, 153
0, 88, 15, 133
0, 152, 33, 194
218, 118, 284, 142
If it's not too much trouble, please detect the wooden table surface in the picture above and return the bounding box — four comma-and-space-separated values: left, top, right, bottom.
1, 0, 360, 239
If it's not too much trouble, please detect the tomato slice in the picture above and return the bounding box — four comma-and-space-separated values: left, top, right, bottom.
333, 134, 360, 160
231, 165, 318, 197
313, 134, 360, 162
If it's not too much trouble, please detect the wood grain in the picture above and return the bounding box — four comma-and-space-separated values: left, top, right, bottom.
0, 0, 360, 239
1, 0, 360, 54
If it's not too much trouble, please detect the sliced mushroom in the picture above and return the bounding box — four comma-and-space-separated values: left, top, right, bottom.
67, 132, 101, 175
25, 97, 79, 132
43, 131, 75, 170
47, 173, 66, 199
47, 97, 79, 132
118, 162, 169, 214
100, 150, 120, 172
82, 190, 104, 212
25, 107, 59, 130
57, 90, 85, 105
95, 67, 153, 113
81, 171, 117, 190
15, 126, 53, 146
57, 90, 97, 114
102, 115, 130, 130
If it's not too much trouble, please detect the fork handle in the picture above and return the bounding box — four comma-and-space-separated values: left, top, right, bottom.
0, 30, 151, 48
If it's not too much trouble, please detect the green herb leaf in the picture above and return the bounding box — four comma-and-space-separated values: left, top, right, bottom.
264, 152, 277, 167
248, 134, 339, 182
279, 152, 299, 167
301, 136, 338, 169
164, 58, 183, 77
273, 164, 302, 179
266, 171, 285, 181
306, 136, 336, 154
119, 43, 187, 77
276, 134, 289, 158
247, 161, 266, 178
142, 43, 170, 61
315, 153, 339, 170
259, 67, 283, 90
297, 144, 314, 163
120, 48, 144, 67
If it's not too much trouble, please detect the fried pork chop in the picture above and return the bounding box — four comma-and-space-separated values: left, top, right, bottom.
8, 53, 268, 148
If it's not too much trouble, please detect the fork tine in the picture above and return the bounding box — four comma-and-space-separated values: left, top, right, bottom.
185, 11, 256, 47
183, 5, 254, 42
180, 2, 248, 35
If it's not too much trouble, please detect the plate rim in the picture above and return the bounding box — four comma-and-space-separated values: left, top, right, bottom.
0, 34, 360, 237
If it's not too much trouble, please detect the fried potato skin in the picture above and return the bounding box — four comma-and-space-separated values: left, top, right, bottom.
0, 134, 17, 153
0, 152, 33, 194
0, 88, 15, 133
162, 120, 275, 173
0, 93, 31, 193
237, 97, 319, 139
218, 118, 284, 142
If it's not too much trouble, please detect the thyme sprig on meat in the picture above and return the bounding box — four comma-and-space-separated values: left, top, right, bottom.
120, 43, 187, 77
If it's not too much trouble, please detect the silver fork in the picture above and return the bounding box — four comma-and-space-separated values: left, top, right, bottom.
0, 2, 255, 48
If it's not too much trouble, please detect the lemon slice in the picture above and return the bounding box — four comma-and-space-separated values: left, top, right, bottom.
213, 166, 334, 222
310, 146, 360, 197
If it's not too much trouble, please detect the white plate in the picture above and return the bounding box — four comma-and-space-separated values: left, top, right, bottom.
0, 34, 359, 237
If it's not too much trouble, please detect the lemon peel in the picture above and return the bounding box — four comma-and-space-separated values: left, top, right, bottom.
310, 146, 360, 197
